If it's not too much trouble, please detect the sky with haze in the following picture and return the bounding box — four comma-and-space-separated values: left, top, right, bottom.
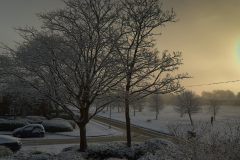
0, 0, 240, 96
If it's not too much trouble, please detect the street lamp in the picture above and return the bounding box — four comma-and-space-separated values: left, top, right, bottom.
109, 103, 111, 129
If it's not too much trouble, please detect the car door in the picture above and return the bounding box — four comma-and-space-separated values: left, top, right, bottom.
22, 126, 34, 137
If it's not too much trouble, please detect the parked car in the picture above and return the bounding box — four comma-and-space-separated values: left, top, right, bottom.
13, 124, 45, 138
0, 135, 21, 152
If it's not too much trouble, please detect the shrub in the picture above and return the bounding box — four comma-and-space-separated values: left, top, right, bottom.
26, 116, 47, 124
50, 113, 80, 120
50, 118, 76, 129
42, 120, 73, 132
15, 117, 35, 124
0, 146, 13, 158
166, 121, 240, 159
66, 120, 76, 129
86, 138, 174, 160
0, 120, 30, 131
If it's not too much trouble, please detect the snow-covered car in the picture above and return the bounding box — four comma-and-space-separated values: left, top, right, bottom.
13, 124, 45, 138
0, 135, 21, 152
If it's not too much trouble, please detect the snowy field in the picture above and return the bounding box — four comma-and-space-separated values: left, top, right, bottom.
90, 105, 240, 134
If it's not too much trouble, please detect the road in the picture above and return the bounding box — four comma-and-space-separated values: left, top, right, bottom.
22, 115, 174, 146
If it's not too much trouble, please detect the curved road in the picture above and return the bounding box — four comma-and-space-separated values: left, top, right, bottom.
22, 116, 174, 146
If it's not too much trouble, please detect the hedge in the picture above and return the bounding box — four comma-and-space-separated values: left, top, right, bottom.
42, 120, 73, 132
0, 120, 30, 131
50, 113, 80, 120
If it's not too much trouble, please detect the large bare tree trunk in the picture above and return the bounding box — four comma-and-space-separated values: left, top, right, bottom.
125, 100, 131, 147
78, 108, 88, 152
125, 80, 131, 147
79, 124, 87, 152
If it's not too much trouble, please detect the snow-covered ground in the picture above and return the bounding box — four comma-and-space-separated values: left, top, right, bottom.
90, 105, 240, 134
0, 119, 124, 158
0, 120, 124, 139
2, 105, 240, 159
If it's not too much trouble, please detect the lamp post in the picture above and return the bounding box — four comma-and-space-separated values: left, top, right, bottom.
109, 103, 111, 129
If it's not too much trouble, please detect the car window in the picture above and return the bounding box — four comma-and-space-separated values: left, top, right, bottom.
24, 126, 33, 131
32, 127, 43, 133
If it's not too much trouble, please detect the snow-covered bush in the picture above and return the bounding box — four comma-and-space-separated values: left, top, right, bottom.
50, 113, 80, 120
3, 150, 55, 160
0, 120, 30, 131
24, 116, 47, 124
50, 118, 76, 129
51, 118, 65, 121
3, 138, 178, 160
42, 119, 73, 132
85, 138, 174, 160
26, 116, 47, 123
166, 121, 240, 159
14, 117, 35, 124
66, 120, 76, 129
0, 146, 13, 158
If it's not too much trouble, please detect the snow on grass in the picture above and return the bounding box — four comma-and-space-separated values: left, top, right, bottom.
90, 105, 240, 134
54, 120, 123, 137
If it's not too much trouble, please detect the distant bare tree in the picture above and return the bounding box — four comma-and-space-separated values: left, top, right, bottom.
131, 97, 145, 116
174, 91, 201, 125
149, 94, 164, 119
208, 99, 220, 120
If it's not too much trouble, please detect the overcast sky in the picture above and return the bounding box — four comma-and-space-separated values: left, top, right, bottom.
1, 0, 240, 96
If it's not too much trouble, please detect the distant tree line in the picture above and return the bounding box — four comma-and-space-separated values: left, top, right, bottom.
201, 90, 239, 99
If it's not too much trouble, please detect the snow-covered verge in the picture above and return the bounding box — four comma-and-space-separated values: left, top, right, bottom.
1, 138, 179, 160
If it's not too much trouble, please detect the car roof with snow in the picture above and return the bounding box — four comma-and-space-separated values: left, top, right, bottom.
13, 124, 44, 132
0, 135, 20, 143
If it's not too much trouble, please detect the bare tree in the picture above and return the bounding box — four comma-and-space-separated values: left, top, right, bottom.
1, 0, 124, 152
148, 94, 164, 119
136, 98, 145, 112
1, 0, 190, 150
117, 0, 189, 147
131, 95, 145, 116
174, 91, 201, 125
208, 99, 220, 121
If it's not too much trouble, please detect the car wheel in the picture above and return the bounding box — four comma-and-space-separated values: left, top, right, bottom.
16, 134, 21, 138
38, 133, 44, 137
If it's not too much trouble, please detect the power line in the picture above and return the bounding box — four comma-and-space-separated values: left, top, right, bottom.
185, 80, 240, 87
